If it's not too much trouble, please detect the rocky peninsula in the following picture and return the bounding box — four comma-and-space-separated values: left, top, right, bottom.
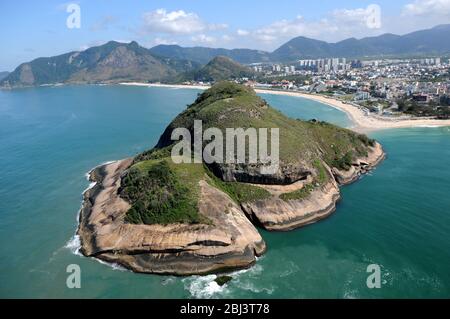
77, 82, 385, 275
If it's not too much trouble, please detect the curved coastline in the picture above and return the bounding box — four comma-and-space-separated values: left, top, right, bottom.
119, 82, 450, 132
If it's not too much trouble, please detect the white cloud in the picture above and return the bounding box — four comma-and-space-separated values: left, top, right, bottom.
332, 4, 381, 29
141, 8, 227, 35
392, 0, 450, 34
209, 23, 229, 31
402, 0, 450, 16
135, 3, 447, 51
221, 34, 234, 42
191, 34, 217, 44
142, 9, 205, 34
252, 15, 335, 42
247, 4, 383, 46
237, 29, 249, 36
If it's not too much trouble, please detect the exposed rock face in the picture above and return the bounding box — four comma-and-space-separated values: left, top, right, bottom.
332, 142, 385, 185
19, 64, 34, 85
207, 161, 311, 185
78, 159, 265, 275
242, 180, 340, 231
241, 142, 385, 231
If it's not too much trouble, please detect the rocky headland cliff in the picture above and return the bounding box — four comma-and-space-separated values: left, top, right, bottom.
77, 82, 385, 275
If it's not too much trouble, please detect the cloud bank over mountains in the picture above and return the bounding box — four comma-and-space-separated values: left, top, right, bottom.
135, 0, 450, 50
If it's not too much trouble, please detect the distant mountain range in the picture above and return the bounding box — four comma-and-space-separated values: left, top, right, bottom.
150, 24, 450, 64
2, 24, 450, 88
272, 24, 450, 61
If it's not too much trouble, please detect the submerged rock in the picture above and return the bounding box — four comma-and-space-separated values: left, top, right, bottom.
215, 275, 233, 286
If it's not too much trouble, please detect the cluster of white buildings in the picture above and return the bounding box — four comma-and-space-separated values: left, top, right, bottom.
297, 58, 350, 73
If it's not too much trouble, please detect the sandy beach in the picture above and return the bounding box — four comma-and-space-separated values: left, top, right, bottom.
120, 82, 450, 132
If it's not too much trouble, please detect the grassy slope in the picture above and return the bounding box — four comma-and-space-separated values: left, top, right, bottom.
179, 56, 255, 83
151, 82, 374, 166
119, 159, 207, 225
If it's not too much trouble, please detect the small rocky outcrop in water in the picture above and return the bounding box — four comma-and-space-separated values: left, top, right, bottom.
77, 82, 385, 275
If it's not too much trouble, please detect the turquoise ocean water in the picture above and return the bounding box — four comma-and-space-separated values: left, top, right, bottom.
0, 85, 449, 298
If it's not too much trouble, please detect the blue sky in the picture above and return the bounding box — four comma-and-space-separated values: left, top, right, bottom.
1, 0, 450, 71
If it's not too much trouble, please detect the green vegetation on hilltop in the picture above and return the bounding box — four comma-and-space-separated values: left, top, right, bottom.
154, 82, 376, 168
120, 159, 208, 225
305, 120, 375, 169
181, 56, 255, 83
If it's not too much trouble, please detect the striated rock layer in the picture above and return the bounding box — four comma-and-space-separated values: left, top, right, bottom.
78, 159, 266, 275
241, 142, 385, 231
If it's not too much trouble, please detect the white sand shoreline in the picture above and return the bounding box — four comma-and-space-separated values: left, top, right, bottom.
119, 82, 450, 132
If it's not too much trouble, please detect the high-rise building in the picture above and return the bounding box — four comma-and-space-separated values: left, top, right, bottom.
317, 59, 324, 73
341, 58, 347, 71
332, 58, 339, 72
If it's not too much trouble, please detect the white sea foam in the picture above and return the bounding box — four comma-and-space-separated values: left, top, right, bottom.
417, 125, 440, 128
102, 160, 117, 165
183, 261, 271, 298
93, 257, 128, 272
82, 181, 97, 194
231, 263, 276, 295
65, 234, 81, 256
183, 275, 225, 299
85, 160, 117, 180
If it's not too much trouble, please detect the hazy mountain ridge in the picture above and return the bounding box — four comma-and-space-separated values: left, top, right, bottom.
149, 45, 271, 65
0, 41, 199, 88
272, 24, 450, 60
153, 24, 450, 63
